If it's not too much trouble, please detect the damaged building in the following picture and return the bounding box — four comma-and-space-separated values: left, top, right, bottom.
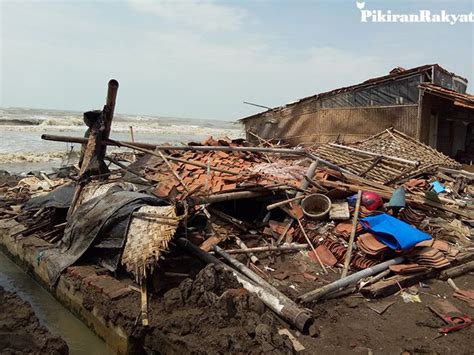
241, 64, 474, 161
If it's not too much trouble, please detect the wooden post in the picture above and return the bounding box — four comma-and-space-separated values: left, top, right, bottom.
129, 126, 135, 142
97, 79, 119, 161
68, 80, 119, 218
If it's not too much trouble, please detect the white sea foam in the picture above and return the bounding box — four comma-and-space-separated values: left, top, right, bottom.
0, 151, 80, 164
0, 107, 245, 172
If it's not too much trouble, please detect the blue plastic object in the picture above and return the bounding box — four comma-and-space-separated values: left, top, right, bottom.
347, 194, 358, 206
430, 181, 445, 194
360, 213, 431, 251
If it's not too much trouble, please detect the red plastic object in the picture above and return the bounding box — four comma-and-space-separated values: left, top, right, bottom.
361, 191, 383, 211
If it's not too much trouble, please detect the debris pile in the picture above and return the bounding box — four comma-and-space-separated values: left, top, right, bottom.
1, 80, 473, 353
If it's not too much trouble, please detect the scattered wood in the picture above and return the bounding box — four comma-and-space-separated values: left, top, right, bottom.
234, 236, 259, 264
140, 278, 149, 326
267, 196, 304, 211
296, 218, 327, 274
360, 269, 436, 299
439, 260, 474, 280
341, 190, 362, 279
299, 257, 405, 303
222, 244, 308, 254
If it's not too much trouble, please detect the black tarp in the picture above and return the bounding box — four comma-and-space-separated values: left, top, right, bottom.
42, 190, 164, 286
23, 183, 75, 210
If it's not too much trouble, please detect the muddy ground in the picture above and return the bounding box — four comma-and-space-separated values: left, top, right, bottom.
305, 275, 474, 354
0, 286, 69, 354
75, 258, 473, 354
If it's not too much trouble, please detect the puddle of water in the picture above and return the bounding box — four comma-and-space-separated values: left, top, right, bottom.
0, 251, 114, 355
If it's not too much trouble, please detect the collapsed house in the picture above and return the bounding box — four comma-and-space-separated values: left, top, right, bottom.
240, 64, 474, 161
0, 78, 473, 353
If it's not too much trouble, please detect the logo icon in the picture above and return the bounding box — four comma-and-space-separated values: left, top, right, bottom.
356, 2, 365, 10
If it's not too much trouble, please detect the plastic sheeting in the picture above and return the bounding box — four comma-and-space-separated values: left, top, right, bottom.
361, 214, 431, 251
23, 183, 75, 210
42, 190, 164, 286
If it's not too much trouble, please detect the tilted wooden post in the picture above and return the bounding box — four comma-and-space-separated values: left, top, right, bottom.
98, 79, 119, 161
68, 79, 119, 218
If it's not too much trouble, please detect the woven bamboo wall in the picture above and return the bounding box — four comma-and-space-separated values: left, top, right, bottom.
243, 103, 420, 145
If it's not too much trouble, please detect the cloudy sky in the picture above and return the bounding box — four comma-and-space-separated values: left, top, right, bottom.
1, 0, 473, 120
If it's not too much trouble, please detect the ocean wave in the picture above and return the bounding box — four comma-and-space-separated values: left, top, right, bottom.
0, 122, 244, 137
39, 117, 84, 126
0, 108, 238, 131
0, 118, 43, 126
0, 151, 81, 164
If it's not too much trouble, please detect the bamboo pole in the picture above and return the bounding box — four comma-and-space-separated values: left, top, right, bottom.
222, 244, 308, 254
41, 134, 307, 155
266, 196, 305, 211
140, 279, 149, 326
129, 126, 135, 142
213, 245, 313, 332
298, 257, 405, 303
104, 156, 152, 184
156, 149, 190, 192
234, 236, 259, 264
328, 143, 419, 166
190, 191, 269, 205
41, 133, 359, 176
297, 218, 328, 274
209, 208, 248, 231
113, 140, 241, 176
341, 190, 362, 279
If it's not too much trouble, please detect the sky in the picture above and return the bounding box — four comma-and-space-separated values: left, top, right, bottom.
0, 0, 473, 120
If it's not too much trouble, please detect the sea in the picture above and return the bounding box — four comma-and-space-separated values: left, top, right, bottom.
0, 107, 244, 173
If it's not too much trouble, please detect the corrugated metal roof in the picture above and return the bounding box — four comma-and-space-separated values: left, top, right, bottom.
419, 83, 474, 110
240, 64, 468, 122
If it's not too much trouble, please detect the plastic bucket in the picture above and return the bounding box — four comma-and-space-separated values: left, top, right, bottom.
301, 194, 332, 221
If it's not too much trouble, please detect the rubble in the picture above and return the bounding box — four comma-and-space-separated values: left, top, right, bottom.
1, 79, 473, 353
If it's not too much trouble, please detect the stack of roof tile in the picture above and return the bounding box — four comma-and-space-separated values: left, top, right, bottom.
388, 264, 427, 274
416, 239, 460, 258
404, 179, 429, 193
406, 246, 450, 269
399, 207, 426, 227
138, 137, 301, 199
321, 239, 379, 270
351, 254, 379, 270
357, 206, 380, 218
333, 221, 363, 240
322, 240, 347, 263
356, 233, 389, 257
